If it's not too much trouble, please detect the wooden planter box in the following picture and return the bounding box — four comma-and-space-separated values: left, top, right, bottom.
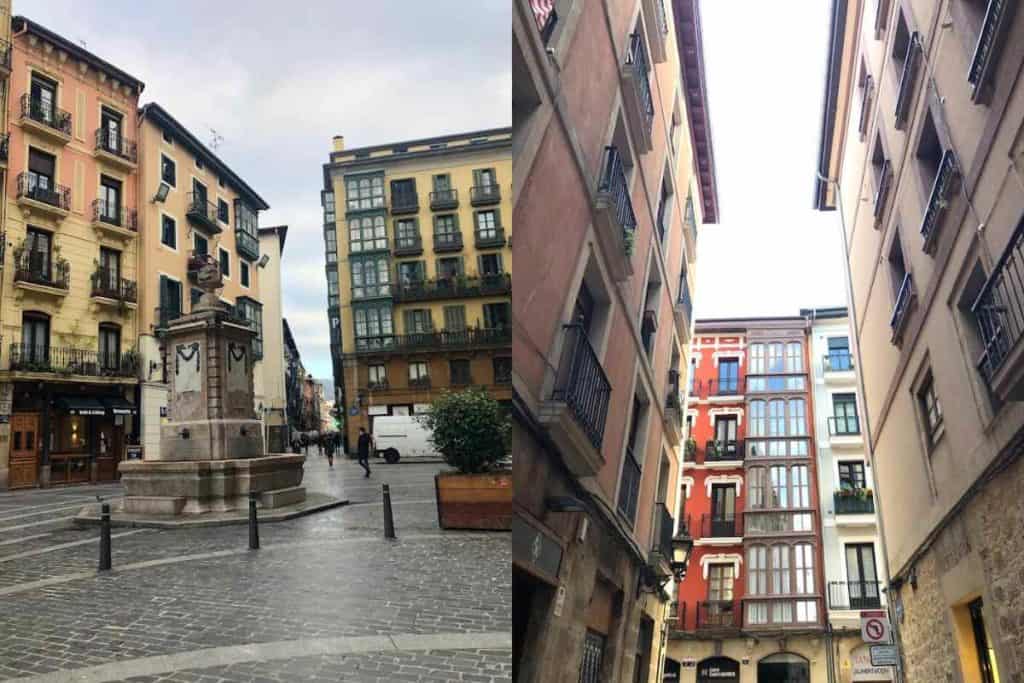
435, 470, 512, 530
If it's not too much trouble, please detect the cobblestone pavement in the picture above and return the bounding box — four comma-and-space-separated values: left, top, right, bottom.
0, 453, 511, 682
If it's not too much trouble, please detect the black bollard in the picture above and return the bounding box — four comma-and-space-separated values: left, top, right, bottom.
98, 503, 111, 571
248, 491, 260, 550
383, 484, 396, 540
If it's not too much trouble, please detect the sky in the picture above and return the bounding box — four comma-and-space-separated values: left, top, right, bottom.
25, 0, 511, 380
693, 1, 848, 319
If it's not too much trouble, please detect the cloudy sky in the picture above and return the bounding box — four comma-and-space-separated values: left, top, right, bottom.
26, 0, 511, 379
693, 1, 847, 318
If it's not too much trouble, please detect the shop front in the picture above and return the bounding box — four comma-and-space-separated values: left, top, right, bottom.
8, 382, 138, 488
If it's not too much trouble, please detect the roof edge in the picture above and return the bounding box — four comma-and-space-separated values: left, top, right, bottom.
813, 0, 849, 211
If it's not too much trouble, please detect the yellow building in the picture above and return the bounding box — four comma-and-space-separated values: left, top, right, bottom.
322, 129, 512, 452
0, 1, 13, 486
135, 103, 270, 462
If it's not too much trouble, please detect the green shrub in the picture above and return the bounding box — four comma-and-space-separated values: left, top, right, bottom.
419, 388, 510, 474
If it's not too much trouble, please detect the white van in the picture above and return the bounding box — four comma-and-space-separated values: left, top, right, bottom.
372, 415, 441, 463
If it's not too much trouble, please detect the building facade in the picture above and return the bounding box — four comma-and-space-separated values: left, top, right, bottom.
513, 0, 718, 681
321, 129, 512, 453
283, 318, 305, 436
0, 16, 144, 490
815, 0, 1024, 680
258, 225, 288, 452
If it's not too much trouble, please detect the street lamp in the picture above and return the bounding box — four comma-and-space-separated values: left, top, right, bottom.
669, 527, 694, 581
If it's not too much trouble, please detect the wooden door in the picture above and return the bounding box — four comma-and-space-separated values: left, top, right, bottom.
9, 413, 39, 489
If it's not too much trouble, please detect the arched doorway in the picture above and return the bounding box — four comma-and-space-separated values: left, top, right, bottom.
697, 656, 739, 682
758, 653, 810, 683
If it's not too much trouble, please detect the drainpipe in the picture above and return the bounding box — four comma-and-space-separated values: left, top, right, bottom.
817, 171, 905, 683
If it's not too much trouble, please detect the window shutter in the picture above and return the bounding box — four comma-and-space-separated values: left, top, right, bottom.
403, 310, 414, 335
473, 169, 482, 185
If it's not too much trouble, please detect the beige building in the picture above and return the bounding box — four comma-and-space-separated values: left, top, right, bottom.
258, 225, 288, 451
815, 1, 1024, 681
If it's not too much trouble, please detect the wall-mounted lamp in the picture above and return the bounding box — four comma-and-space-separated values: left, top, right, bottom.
152, 182, 171, 203
257, 254, 270, 268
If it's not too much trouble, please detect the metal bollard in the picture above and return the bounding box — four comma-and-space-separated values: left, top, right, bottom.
248, 491, 260, 550
383, 484, 396, 540
98, 503, 112, 571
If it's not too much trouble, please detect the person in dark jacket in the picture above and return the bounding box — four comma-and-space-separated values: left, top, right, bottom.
324, 433, 335, 468
357, 427, 372, 478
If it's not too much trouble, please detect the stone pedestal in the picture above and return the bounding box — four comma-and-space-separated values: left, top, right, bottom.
120, 291, 305, 514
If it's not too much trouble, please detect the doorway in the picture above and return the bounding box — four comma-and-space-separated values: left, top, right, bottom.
757, 653, 810, 683
9, 413, 40, 489
845, 543, 880, 608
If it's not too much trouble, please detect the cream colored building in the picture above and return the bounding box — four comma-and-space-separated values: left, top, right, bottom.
816, 1, 1024, 681
258, 224, 287, 451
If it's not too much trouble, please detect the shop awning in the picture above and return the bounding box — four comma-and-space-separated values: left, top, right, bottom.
103, 397, 138, 416
57, 396, 106, 416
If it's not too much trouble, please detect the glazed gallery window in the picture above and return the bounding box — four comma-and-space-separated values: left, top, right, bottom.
351, 256, 391, 299
746, 544, 817, 625
749, 399, 805, 437
749, 344, 765, 374
748, 465, 809, 509
747, 375, 806, 392
747, 440, 808, 458
324, 227, 338, 264
786, 342, 803, 372
349, 215, 387, 252
345, 175, 385, 211
767, 343, 785, 373
354, 307, 393, 348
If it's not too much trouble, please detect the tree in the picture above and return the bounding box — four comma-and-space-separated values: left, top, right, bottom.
419, 388, 510, 474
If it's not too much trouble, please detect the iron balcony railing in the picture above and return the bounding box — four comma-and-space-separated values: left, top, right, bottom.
857, 75, 874, 140
9, 343, 138, 378
699, 513, 740, 539
973, 220, 1024, 386
14, 250, 69, 290
16, 173, 70, 212
652, 502, 675, 562
91, 267, 138, 303
625, 33, 655, 133
968, 0, 1013, 102
890, 273, 915, 342
353, 326, 511, 355
20, 94, 72, 136
873, 159, 893, 222
475, 226, 506, 249
394, 234, 423, 256
920, 150, 959, 252
617, 446, 642, 523
0, 133, 8, 163
828, 581, 883, 610
704, 439, 743, 462
390, 190, 419, 214
894, 32, 922, 129
597, 146, 637, 250
470, 183, 501, 205
429, 189, 458, 210
834, 490, 875, 515
393, 273, 511, 303
434, 232, 464, 252
551, 323, 612, 450
94, 128, 137, 164
828, 415, 861, 436
92, 199, 138, 231
186, 192, 220, 232
697, 600, 740, 630
823, 351, 854, 372
235, 229, 260, 261
690, 378, 745, 398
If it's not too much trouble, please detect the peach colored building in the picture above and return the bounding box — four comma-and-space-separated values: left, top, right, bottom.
513, 0, 718, 681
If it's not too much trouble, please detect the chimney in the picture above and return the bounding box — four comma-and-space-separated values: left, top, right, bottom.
332, 135, 345, 152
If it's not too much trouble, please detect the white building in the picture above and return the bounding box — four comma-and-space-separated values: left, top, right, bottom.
257, 225, 288, 452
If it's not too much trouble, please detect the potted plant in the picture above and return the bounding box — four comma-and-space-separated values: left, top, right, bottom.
420, 387, 511, 531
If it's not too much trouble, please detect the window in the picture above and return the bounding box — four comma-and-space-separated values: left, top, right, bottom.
404, 309, 433, 334
434, 214, 460, 244
390, 178, 417, 206
433, 174, 451, 191
161, 215, 177, 249
444, 305, 467, 331
324, 227, 338, 264
395, 218, 419, 248
888, 229, 909, 300
788, 398, 806, 435
493, 357, 512, 384
845, 544, 880, 608
771, 545, 791, 594
718, 358, 739, 393
326, 270, 340, 307
218, 199, 229, 223
98, 324, 121, 370
768, 400, 786, 436
794, 543, 814, 594
192, 178, 208, 209
159, 276, 183, 325
474, 168, 497, 188
832, 393, 859, 435
25, 227, 52, 277
483, 302, 511, 329
354, 306, 393, 347
917, 371, 944, 448
750, 400, 766, 436
351, 256, 391, 299
479, 253, 503, 276
839, 461, 867, 490
748, 546, 768, 595
437, 256, 464, 280
240, 261, 250, 288
791, 465, 810, 507
618, 396, 647, 523
162, 129, 173, 144
891, 9, 912, 75
750, 343, 765, 374
968, 598, 1001, 683
219, 248, 230, 278
409, 361, 429, 382
398, 261, 425, 284
21, 312, 50, 362
476, 210, 499, 238
29, 74, 57, 122
767, 343, 785, 373
368, 364, 386, 387
655, 174, 672, 242
98, 176, 121, 223
349, 215, 387, 252
194, 233, 209, 256
828, 337, 852, 370
27, 148, 56, 194
345, 175, 385, 211
769, 466, 788, 507
714, 416, 738, 449
161, 154, 176, 186
450, 359, 472, 385
219, 176, 225, 188
98, 247, 121, 289
916, 110, 945, 211
196, 156, 205, 171
236, 298, 264, 359
786, 342, 803, 372
708, 564, 734, 602
748, 467, 766, 508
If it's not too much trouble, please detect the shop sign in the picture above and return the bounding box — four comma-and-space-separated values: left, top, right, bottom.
663, 658, 681, 682
851, 645, 892, 681
367, 406, 388, 416
697, 657, 739, 680
125, 446, 144, 461
512, 516, 562, 582
869, 645, 898, 668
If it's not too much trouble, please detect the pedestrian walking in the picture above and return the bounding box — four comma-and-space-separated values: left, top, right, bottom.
290, 438, 302, 455
357, 427, 373, 478
324, 434, 335, 468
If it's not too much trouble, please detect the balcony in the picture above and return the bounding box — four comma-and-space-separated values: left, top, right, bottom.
704, 439, 743, 463
354, 326, 510, 356
187, 250, 220, 285
8, 343, 138, 379
698, 513, 741, 540
433, 232, 464, 253
470, 184, 501, 206
235, 229, 260, 262
697, 600, 741, 631
743, 509, 816, 536
13, 250, 70, 297
390, 190, 419, 215
593, 146, 637, 281
968, 0, 1015, 103
91, 199, 138, 240
393, 273, 511, 303
649, 502, 675, 574
894, 32, 922, 130
430, 189, 459, 211
823, 351, 855, 382
920, 150, 960, 254
690, 378, 745, 400
873, 159, 893, 226
890, 273, 915, 344
94, 128, 138, 170
0, 133, 8, 169
16, 173, 70, 221
827, 416, 862, 447
857, 75, 874, 140
186, 193, 222, 235
834, 490, 876, 516
394, 234, 423, 257
475, 226, 507, 249
90, 268, 138, 308
743, 597, 823, 629
828, 581, 883, 610
642, 0, 670, 63
539, 323, 612, 478
20, 94, 72, 144
621, 33, 654, 152
973, 221, 1024, 399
